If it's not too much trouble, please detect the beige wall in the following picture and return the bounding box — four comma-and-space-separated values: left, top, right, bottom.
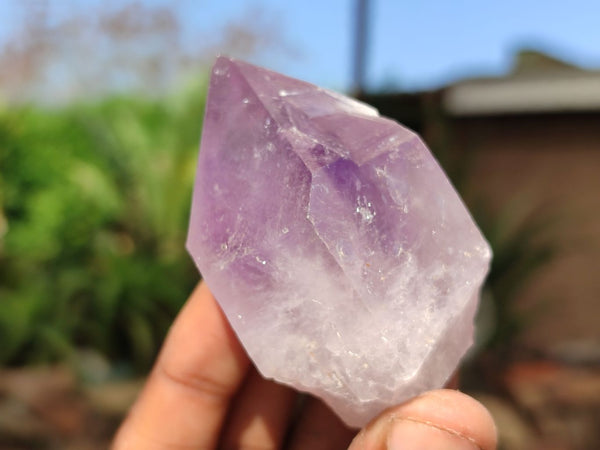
453, 113, 600, 351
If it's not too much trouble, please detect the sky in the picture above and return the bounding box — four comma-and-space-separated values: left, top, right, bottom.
2, 0, 600, 93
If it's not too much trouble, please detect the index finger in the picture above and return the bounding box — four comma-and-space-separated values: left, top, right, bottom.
113, 282, 250, 449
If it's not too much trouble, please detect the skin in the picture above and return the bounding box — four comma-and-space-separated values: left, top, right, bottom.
113, 282, 497, 449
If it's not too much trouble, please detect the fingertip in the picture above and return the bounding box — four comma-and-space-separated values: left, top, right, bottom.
349, 389, 497, 450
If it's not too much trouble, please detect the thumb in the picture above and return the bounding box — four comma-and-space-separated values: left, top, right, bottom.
348, 389, 497, 450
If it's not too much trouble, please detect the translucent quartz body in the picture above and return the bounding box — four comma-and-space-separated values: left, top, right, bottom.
187, 57, 492, 427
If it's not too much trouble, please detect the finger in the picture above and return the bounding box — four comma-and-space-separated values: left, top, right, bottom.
287, 397, 356, 450
219, 368, 298, 449
348, 389, 497, 450
113, 282, 250, 449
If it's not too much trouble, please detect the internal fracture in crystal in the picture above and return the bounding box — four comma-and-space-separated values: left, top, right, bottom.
187, 57, 492, 427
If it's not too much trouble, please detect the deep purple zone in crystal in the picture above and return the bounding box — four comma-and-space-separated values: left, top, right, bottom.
186, 56, 491, 427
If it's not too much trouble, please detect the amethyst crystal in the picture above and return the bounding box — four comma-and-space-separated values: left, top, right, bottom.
187, 57, 491, 427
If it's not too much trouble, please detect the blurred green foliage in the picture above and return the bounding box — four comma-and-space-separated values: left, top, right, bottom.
0, 80, 207, 370
474, 199, 557, 358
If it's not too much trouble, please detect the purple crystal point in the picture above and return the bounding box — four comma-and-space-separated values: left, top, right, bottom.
187, 57, 491, 427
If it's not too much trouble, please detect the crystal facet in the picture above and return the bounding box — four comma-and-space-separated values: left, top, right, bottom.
187, 57, 492, 427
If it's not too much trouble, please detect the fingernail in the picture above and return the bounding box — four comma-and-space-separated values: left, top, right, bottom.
387, 419, 480, 450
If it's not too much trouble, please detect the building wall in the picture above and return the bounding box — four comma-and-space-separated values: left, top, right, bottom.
453, 113, 600, 353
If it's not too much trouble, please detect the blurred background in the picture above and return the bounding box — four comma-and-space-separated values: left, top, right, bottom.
1, 1, 599, 448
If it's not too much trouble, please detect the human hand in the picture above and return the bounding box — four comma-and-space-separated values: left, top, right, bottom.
113, 282, 497, 449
